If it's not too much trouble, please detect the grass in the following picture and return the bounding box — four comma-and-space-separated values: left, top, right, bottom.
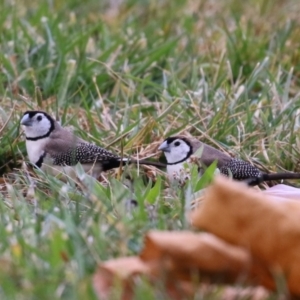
1, 0, 300, 298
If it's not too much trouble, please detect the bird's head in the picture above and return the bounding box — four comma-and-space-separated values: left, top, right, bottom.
158, 136, 194, 164
21, 111, 55, 140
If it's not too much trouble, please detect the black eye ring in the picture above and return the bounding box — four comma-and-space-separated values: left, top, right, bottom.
37, 116, 42, 121
174, 141, 180, 146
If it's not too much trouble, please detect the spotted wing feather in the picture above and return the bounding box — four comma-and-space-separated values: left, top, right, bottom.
50, 143, 120, 166
220, 159, 261, 180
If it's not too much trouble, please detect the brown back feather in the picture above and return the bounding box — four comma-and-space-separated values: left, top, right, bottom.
175, 135, 232, 168
45, 122, 84, 155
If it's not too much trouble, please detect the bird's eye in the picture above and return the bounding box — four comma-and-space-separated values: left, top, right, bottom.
174, 141, 180, 146
37, 116, 42, 121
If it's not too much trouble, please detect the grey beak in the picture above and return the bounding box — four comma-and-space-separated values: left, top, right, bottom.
158, 141, 170, 153
20, 114, 32, 126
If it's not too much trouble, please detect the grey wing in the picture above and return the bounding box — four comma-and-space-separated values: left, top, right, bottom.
50, 143, 121, 166
220, 159, 261, 180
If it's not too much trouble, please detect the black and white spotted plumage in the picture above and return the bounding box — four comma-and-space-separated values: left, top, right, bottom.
51, 143, 120, 169
220, 159, 261, 180
158, 135, 300, 186
158, 135, 262, 183
20, 110, 164, 178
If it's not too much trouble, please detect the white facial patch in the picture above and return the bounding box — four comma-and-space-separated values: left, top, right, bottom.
22, 113, 52, 139
163, 139, 191, 164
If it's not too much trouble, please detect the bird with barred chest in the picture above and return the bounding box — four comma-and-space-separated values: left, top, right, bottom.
20, 110, 165, 178
158, 135, 261, 184
158, 135, 300, 186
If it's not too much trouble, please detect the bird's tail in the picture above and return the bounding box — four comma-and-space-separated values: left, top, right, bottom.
120, 158, 166, 169
101, 158, 166, 171
246, 173, 300, 186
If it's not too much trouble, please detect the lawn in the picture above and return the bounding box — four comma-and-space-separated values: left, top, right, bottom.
0, 0, 300, 298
